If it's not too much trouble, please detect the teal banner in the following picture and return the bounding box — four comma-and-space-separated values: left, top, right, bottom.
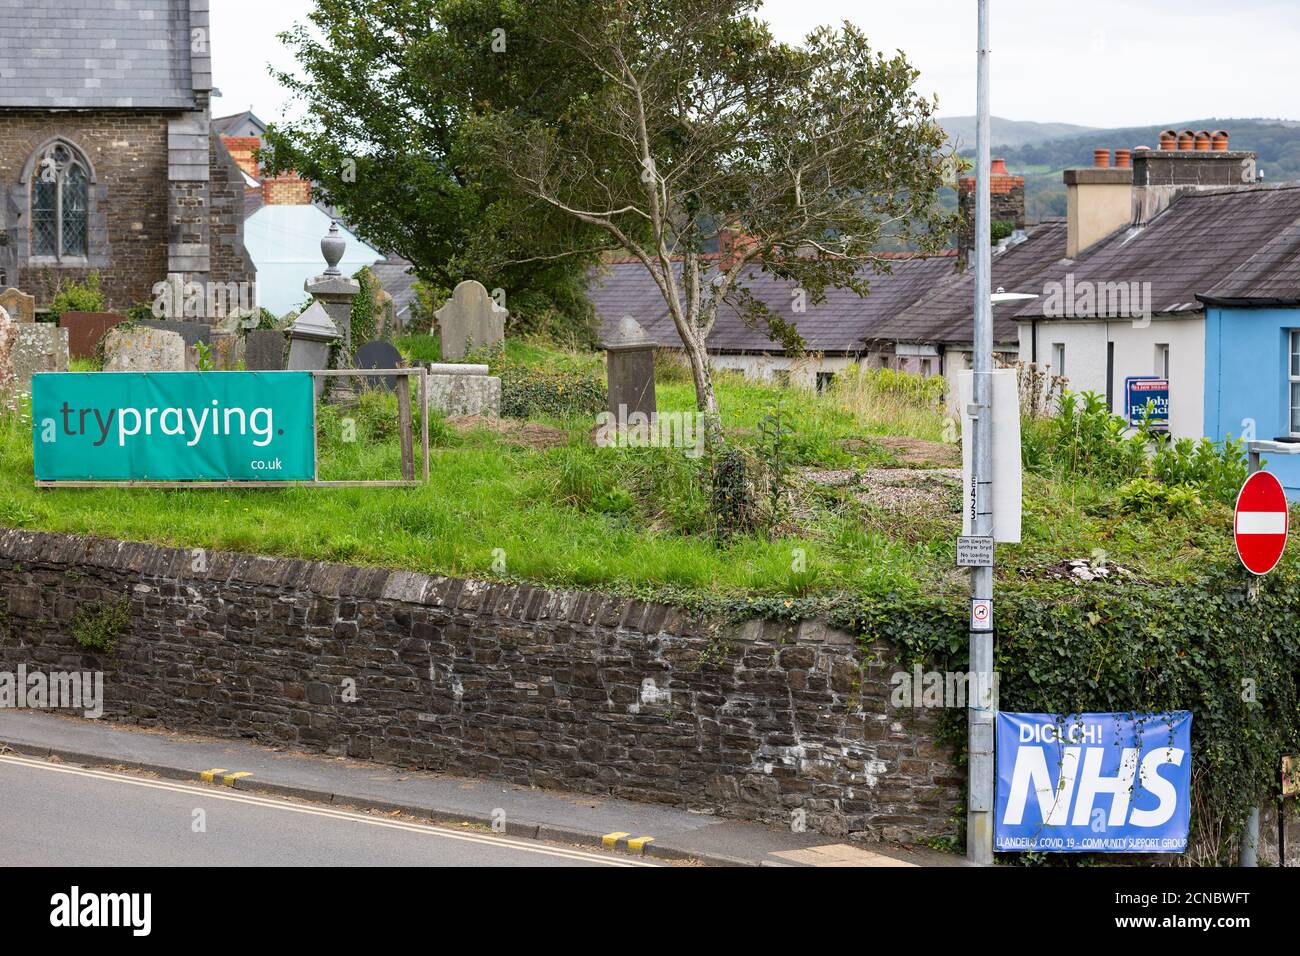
32, 372, 316, 482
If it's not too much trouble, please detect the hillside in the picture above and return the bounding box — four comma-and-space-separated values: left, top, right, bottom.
938, 115, 1096, 150
957, 117, 1300, 220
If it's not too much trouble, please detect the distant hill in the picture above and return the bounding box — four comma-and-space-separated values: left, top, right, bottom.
953, 118, 1300, 220
938, 115, 1096, 151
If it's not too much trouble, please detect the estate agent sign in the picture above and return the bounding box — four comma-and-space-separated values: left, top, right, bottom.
995, 711, 1192, 853
32, 372, 316, 482
1124, 377, 1169, 429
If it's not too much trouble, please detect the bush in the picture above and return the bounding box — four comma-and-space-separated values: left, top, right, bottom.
1151, 435, 1247, 505
1116, 476, 1203, 517
499, 364, 606, 419
48, 272, 105, 323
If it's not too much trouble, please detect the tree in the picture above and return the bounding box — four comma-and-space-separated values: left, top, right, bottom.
468, 0, 957, 440
263, 0, 608, 338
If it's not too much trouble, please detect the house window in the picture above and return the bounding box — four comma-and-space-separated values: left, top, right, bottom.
1290, 331, 1300, 436
1051, 343, 1066, 377
1155, 343, 1170, 379
29, 142, 89, 260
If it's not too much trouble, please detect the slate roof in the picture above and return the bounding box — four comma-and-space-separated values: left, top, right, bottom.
371, 255, 420, 322
0, 0, 208, 110
876, 221, 1067, 344
1014, 184, 1300, 319
589, 254, 961, 355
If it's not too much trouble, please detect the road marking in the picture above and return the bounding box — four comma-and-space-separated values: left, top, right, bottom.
222, 771, 252, 787
627, 836, 654, 852
602, 831, 630, 848
200, 768, 227, 782
0, 755, 655, 867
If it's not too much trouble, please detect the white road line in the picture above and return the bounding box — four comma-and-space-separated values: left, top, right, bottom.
0, 754, 656, 867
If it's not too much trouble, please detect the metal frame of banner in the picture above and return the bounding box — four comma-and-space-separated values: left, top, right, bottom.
34, 368, 430, 489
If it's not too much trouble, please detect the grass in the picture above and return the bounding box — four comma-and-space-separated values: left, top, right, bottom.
0, 335, 1260, 600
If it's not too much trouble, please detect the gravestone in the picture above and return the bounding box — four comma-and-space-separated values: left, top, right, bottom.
602, 315, 657, 421
209, 331, 241, 370
60, 311, 123, 360
286, 301, 339, 397
0, 305, 15, 395
435, 280, 507, 360
0, 288, 36, 324
355, 340, 404, 392
245, 329, 287, 371
7, 322, 70, 392
425, 362, 501, 417
103, 326, 188, 372
137, 319, 213, 351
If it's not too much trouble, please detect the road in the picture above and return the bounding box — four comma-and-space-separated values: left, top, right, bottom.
0, 754, 656, 867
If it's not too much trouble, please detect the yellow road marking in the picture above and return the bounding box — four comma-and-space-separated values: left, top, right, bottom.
200, 768, 227, 783
627, 836, 654, 852
222, 771, 252, 787
602, 831, 630, 848
0, 755, 654, 867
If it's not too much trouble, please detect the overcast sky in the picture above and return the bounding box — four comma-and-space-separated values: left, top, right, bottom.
211, 0, 1299, 129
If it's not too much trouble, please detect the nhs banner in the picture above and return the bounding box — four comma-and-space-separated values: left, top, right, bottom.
995, 711, 1191, 853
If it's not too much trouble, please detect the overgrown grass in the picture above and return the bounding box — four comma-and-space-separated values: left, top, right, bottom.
0, 338, 1266, 599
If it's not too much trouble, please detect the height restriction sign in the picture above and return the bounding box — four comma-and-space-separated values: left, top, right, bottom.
1234, 471, 1289, 576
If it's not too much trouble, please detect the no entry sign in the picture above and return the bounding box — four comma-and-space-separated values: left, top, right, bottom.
1234, 471, 1289, 575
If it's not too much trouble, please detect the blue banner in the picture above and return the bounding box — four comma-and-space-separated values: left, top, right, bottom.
995, 711, 1191, 853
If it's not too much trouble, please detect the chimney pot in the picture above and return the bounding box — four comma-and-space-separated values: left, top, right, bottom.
1178, 130, 1196, 150
1093, 148, 1111, 168
1114, 148, 1132, 168
1194, 130, 1212, 151
990, 157, 1009, 176
1159, 130, 1178, 151
1212, 129, 1230, 151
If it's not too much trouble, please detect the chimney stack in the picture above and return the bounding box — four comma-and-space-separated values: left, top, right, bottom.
1064, 160, 1132, 258
957, 157, 1025, 268
1131, 130, 1257, 223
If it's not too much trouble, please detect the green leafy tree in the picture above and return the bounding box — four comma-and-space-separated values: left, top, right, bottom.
263, 0, 604, 339
466, 0, 957, 440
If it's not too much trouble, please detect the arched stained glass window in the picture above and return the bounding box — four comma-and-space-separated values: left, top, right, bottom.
28, 141, 90, 260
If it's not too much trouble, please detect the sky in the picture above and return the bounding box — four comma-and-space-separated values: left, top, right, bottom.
210, 0, 1300, 129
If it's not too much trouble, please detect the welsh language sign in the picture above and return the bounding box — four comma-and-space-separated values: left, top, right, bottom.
32, 372, 316, 482
995, 711, 1191, 853
1124, 377, 1169, 429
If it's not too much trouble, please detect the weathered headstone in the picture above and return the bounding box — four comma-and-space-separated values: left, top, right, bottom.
245, 329, 287, 371
137, 319, 213, 352
286, 301, 338, 397
0, 305, 16, 395
425, 362, 501, 417
209, 330, 241, 370
60, 311, 123, 360
7, 323, 70, 392
602, 315, 657, 421
0, 288, 36, 324
103, 326, 188, 372
356, 340, 404, 391
435, 280, 507, 360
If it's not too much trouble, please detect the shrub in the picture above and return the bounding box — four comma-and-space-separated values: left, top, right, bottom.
499, 364, 606, 419
710, 446, 756, 539
1117, 476, 1203, 517
1151, 435, 1248, 505
48, 272, 105, 323
71, 594, 130, 654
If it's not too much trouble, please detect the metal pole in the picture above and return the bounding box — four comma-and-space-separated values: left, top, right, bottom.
967, 0, 996, 866
1240, 447, 1261, 865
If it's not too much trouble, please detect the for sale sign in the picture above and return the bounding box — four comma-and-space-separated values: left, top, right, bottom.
1124, 377, 1169, 429
995, 712, 1191, 853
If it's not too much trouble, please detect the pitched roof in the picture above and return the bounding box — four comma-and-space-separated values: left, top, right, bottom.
370, 256, 420, 320
877, 221, 1067, 344
1013, 183, 1300, 320
0, 0, 209, 110
212, 110, 266, 137
589, 254, 962, 355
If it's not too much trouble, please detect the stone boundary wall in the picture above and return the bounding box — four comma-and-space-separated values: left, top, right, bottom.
0, 529, 960, 843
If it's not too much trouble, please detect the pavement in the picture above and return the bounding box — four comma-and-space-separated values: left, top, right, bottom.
0, 710, 966, 867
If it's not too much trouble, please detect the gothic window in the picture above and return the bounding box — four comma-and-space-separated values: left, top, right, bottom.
29, 142, 89, 260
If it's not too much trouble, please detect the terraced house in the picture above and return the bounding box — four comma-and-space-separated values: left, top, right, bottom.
0, 0, 252, 312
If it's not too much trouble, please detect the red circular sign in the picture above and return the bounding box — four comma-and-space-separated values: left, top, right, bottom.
1234, 471, 1289, 576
